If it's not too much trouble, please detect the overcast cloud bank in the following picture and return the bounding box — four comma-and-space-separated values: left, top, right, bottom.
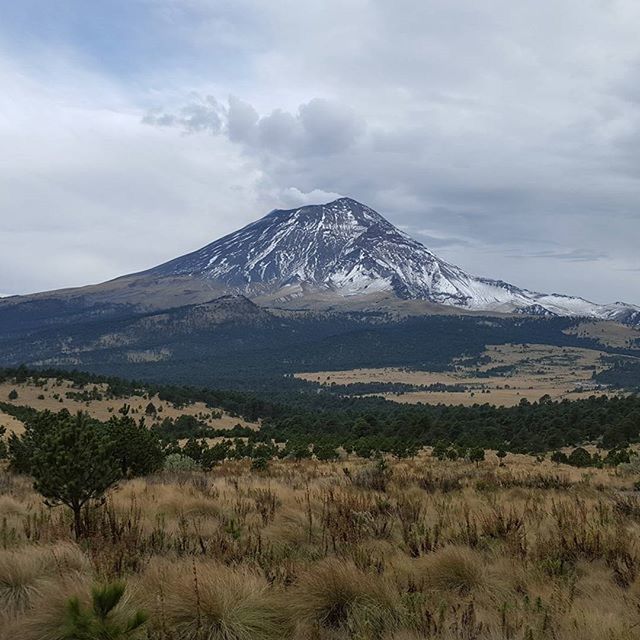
1, 1, 639, 304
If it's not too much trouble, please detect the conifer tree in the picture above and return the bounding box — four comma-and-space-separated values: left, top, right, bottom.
63, 582, 147, 639
31, 412, 121, 537
107, 414, 164, 477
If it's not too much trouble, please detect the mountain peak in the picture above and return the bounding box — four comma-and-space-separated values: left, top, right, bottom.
265, 197, 388, 228
145, 197, 428, 297
141, 198, 639, 324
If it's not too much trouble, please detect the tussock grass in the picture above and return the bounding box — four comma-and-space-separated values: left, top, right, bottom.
141, 559, 285, 640
290, 558, 402, 638
0, 542, 91, 620
4, 573, 146, 640
2, 454, 640, 638
0, 548, 46, 618
412, 546, 486, 596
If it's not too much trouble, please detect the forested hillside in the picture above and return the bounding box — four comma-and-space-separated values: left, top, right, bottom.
2, 367, 639, 457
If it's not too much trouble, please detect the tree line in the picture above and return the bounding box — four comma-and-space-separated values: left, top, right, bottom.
2, 366, 640, 455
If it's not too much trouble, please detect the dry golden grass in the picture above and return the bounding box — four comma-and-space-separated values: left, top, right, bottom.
140, 559, 285, 640
0, 542, 92, 627
0, 377, 259, 434
295, 342, 637, 406
564, 320, 640, 349
0, 410, 25, 436
290, 558, 403, 638
2, 454, 640, 638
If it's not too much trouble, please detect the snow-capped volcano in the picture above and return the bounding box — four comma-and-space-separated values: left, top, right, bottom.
143, 197, 639, 323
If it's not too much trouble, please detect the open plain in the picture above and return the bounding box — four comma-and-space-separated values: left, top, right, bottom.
295, 343, 635, 406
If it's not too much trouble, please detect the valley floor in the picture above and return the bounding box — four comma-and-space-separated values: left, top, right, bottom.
296, 342, 629, 406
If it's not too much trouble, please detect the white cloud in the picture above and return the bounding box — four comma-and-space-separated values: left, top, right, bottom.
148, 95, 365, 158
0, 57, 265, 294
1, 1, 640, 304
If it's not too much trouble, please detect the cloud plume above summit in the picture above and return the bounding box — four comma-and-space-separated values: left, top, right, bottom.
144, 95, 365, 157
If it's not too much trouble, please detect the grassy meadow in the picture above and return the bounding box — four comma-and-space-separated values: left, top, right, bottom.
294, 342, 624, 407
2, 453, 640, 639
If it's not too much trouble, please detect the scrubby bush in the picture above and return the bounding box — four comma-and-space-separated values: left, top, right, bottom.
551, 450, 568, 464
107, 414, 164, 477
349, 457, 391, 491
568, 447, 592, 467
163, 453, 201, 472
619, 453, 640, 475
251, 455, 269, 472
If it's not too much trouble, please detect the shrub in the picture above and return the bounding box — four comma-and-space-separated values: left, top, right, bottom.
163, 453, 201, 472
619, 453, 640, 475
567, 447, 592, 467
250, 455, 269, 472
350, 458, 391, 492
314, 444, 339, 461
29, 412, 122, 538
418, 470, 463, 493
107, 415, 164, 477
468, 447, 485, 464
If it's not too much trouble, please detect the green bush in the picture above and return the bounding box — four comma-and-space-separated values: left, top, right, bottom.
567, 447, 592, 468
163, 453, 201, 472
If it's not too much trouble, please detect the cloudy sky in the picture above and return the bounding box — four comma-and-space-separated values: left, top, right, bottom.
1, 1, 640, 303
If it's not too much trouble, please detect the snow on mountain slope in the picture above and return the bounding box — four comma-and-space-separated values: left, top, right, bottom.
143, 197, 640, 323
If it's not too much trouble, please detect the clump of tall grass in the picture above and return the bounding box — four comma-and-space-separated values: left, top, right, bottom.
4, 574, 147, 640
411, 546, 486, 596
0, 548, 46, 619
346, 458, 391, 492
0, 542, 91, 620
39, 541, 93, 577
290, 558, 403, 638
141, 559, 285, 640
418, 469, 464, 493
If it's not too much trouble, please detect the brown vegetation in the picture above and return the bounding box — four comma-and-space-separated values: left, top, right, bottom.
295, 342, 634, 406
1, 454, 640, 638
0, 378, 259, 435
